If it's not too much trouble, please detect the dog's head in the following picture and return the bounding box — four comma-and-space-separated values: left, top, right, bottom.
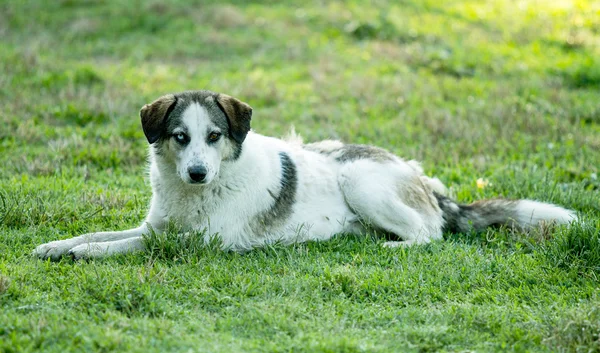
140, 90, 252, 185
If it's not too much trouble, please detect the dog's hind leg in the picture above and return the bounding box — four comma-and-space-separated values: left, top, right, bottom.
338, 160, 444, 246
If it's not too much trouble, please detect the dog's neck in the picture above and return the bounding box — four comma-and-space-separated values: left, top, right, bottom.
149, 140, 264, 200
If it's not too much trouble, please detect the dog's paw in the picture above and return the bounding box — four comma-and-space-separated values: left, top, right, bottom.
382, 239, 429, 248
382, 241, 410, 248
33, 240, 78, 261
67, 243, 109, 260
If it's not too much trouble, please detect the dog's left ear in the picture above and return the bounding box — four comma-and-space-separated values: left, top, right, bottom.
140, 94, 178, 144
216, 94, 252, 144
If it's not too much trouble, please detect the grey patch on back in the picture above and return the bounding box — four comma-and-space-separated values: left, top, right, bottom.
251, 152, 298, 234
304, 142, 395, 163
434, 192, 519, 233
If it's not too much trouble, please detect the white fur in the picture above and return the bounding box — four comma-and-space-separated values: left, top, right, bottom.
515, 200, 578, 227
146, 132, 366, 249
34, 103, 577, 260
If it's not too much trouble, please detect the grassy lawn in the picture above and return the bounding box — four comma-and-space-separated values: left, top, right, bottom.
1, 0, 600, 351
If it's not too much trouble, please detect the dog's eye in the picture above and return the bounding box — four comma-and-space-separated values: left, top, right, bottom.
208, 132, 221, 142
174, 132, 188, 144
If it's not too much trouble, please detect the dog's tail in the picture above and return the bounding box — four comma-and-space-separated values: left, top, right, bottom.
433, 192, 577, 233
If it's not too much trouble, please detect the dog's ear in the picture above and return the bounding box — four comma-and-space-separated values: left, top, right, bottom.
140, 94, 178, 144
216, 94, 252, 144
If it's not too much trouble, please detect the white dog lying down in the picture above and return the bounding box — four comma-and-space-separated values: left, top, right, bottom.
35, 90, 577, 260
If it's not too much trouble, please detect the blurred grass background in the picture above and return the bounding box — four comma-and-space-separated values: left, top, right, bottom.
1, 1, 599, 352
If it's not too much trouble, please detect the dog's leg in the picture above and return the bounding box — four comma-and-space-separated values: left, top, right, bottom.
34, 225, 152, 260
381, 239, 423, 248
67, 236, 145, 260
338, 161, 443, 246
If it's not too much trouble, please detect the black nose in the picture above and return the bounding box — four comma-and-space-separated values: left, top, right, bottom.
188, 165, 207, 183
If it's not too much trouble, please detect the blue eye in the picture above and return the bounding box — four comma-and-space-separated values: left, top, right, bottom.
174, 133, 188, 144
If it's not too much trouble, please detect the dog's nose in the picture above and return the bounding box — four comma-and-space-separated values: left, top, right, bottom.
188, 165, 207, 183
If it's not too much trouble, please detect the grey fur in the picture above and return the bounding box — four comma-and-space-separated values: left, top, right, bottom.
304, 142, 395, 163
251, 152, 297, 233
434, 192, 519, 233
150, 90, 244, 160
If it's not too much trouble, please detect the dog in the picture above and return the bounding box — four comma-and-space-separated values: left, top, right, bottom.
34, 90, 577, 260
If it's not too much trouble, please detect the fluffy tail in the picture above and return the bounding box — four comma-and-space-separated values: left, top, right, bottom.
433, 192, 577, 233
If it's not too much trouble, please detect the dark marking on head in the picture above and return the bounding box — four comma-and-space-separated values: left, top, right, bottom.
216, 93, 252, 144
140, 94, 177, 144
251, 152, 297, 234
142, 90, 253, 161
304, 142, 394, 163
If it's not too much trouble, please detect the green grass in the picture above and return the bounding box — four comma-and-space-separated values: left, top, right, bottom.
1, 0, 600, 351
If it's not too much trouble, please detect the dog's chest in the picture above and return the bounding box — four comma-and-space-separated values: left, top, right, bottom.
158, 177, 271, 236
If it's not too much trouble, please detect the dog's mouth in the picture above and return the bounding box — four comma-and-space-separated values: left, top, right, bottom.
182, 175, 209, 185
184, 173, 215, 186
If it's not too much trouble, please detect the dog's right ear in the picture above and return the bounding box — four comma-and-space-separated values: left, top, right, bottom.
140, 94, 177, 144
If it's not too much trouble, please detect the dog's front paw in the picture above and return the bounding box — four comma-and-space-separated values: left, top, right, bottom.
67, 243, 109, 260
34, 240, 78, 261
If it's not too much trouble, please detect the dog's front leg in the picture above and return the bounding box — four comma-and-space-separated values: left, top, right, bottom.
67, 236, 145, 260
34, 225, 152, 261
